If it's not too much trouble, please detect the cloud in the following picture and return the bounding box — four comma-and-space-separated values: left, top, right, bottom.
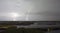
0, 0, 60, 21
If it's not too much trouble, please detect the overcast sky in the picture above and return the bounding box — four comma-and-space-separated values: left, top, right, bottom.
0, 0, 60, 21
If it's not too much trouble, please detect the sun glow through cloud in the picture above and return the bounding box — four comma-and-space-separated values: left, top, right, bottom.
11, 12, 19, 18
9, 12, 19, 21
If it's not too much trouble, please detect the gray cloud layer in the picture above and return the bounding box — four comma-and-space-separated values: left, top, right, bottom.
0, 0, 60, 21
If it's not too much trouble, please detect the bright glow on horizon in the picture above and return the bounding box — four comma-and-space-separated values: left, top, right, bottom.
10, 12, 19, 21
11, 12, 19, 18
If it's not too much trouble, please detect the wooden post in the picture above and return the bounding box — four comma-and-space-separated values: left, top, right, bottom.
48, 27, 52, 33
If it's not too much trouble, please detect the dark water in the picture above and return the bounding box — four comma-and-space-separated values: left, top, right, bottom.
0, 30, 5, 32
46, 30, 60, 33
